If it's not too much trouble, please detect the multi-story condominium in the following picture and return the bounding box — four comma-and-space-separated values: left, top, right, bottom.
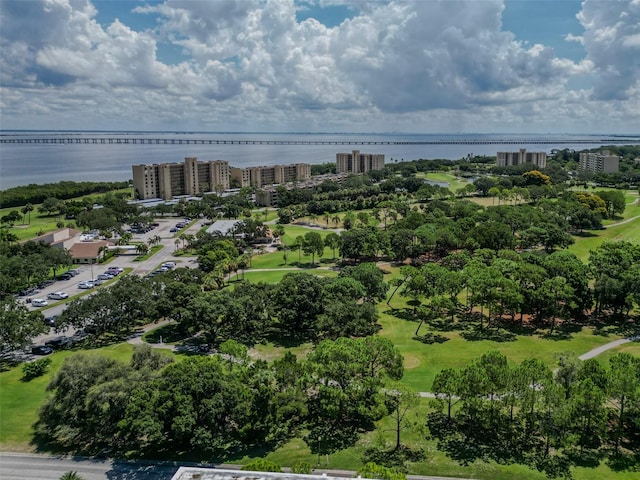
132, 157, 230, 200
496, 149, 547, 168
336, 150, 385, 174
229, 164, 311, 188
578, 151, 620, 173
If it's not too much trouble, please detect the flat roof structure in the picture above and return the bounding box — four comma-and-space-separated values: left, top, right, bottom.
206, 220, 243, 236
170, 468, 370, 480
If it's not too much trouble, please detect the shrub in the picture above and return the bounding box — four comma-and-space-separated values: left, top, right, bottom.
291, 462, 312, 474
22, 358, 52, 381
241, 459, 282, 472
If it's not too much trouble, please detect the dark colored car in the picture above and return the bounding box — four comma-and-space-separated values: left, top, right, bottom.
45, 336, 72, 349
43, 316, 57, 327
31, 345, 53, 355
57, 273, 73, 280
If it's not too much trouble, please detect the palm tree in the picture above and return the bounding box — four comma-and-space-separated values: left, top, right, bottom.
59, 472, 85, 480
174, 237, 181, 252
135, 243, 148, 256
21, 203, 34, 225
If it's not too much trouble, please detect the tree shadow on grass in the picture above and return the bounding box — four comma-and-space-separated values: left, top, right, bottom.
607, 451, 640, 472
460, 326, 516, 342
362, 445, 426, 471
0, 356, 21, 372
540, 322, 582, 341
143, 323, 183, 344
413, 333, 449, 344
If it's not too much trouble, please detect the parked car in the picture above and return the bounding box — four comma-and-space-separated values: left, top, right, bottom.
43, 316, 57, 327
57, 273, 73, 280
89, 278, 104, 286
31, 345, 53, 355
47, 291, 68, 300
38, 280, 55, 288
18, 287, 37, 297
109, 267, 124, 273
68, 269, 80, 276
31, 298, 48, 307
78, 281, 94, 289
97, 273, 114, 281
169, 227, 179, 233
162, 262, 176, 269
45, 336, 71, 349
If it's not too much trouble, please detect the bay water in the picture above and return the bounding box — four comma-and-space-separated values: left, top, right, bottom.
0, 131, 635, 190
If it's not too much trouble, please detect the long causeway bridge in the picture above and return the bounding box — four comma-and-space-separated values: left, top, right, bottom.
1, 137, 638, 146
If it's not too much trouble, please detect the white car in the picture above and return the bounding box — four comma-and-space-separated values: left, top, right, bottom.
78, 282, 94, 289
31, 298, 49, 307
97, 273, 114, 281
47, 292, 69, 300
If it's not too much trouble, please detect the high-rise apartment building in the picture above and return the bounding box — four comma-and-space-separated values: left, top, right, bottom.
132, 157, 230, 200
229, 164, 311, 188
578, 152, 620, 173
496, 149, 547, 168
336, 150, 385, 174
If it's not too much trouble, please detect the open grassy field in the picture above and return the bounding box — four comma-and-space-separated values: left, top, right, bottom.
1, 187, 134, 242
418, 171, 471, 192
569, 212, 640, 262
230, 268, 338, 284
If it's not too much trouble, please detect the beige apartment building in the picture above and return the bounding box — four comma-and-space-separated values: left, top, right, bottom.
132, 157, 230, 200
578, 151, 620, 173
229, 163, 311, 188
496, 149, 547, 168
336, 150, 385, 174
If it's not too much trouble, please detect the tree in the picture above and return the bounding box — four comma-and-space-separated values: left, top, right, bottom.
302, 231, 324, 266
595, 189, 626, 218
384, 381, 419, 450
0, 297, 48, 354
135, 243, 149, 256
271, 273, 325, 341
21, 203, 34, 225
431, 368, 461, 422
341, 262, 388, 303
305, 336, 403, 454
324, 231, 341, 260
1, 210, 22, 226
44, 246, 71, 278
607, 353, 640, 450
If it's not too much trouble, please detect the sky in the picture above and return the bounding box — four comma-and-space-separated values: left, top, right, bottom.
0, 0, 639, 134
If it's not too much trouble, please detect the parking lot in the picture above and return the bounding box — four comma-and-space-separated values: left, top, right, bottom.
18, 217, 202, 353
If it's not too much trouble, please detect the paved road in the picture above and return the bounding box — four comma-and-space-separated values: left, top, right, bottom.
0, 452, 180, 480
579, 335, 639, 360
0, 453, 475, 480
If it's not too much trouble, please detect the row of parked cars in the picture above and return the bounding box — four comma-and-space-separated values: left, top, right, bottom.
146, 261, 176, 277
78, 266, 124, 289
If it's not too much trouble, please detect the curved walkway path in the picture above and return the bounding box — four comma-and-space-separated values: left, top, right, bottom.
603, 214, 640, 228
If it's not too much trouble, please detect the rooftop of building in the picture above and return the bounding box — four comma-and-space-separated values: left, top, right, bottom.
170, 468, 373, 480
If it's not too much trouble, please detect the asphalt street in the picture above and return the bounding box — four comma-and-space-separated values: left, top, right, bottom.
0, 453, 180, 480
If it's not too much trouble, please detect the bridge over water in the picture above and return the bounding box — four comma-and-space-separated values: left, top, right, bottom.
1, 137, 638, 146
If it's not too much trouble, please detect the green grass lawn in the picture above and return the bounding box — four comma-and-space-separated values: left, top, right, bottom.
418, 172, 470, 192
569, 213, 640, 262
230, 268, 338, 284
